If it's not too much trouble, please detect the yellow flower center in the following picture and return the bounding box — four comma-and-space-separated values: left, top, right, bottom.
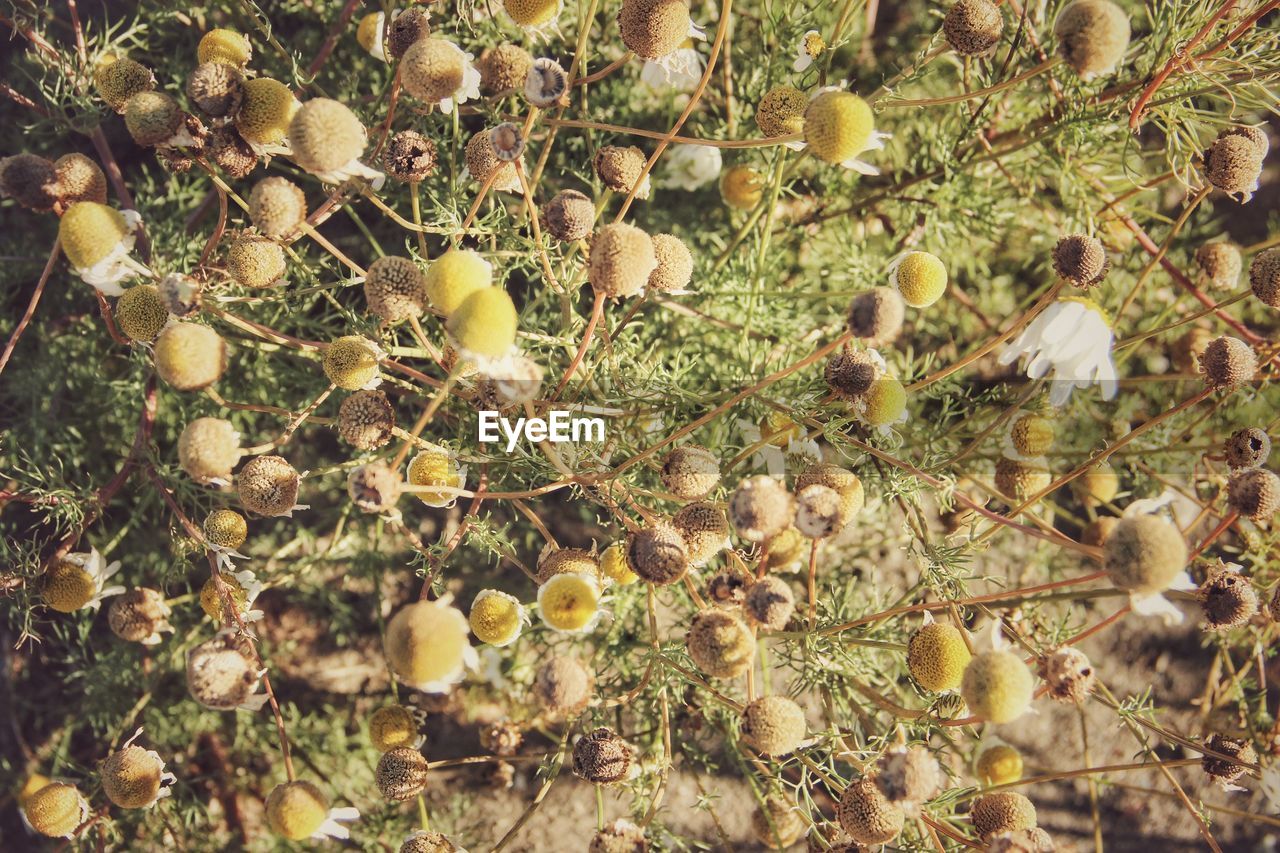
540, 574, 599, 632
803, 32, 826, 59
43, 560, 97, 612
469, 591, 523, 645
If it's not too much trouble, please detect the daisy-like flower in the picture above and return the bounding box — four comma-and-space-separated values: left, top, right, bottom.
407, 447, 467, 508
200, 569, 265, 625
537, 572, 607, 633
469, 589, 529, 647
265, 781, 360, 841
505, 0, 563, 40
102, 728, 177, 809
315, 806, 361, 840
58, 203, 151, 296
998, 297, 1118, 407
43, 546, 125, 613
641, 39, 704, 92
658, 143, 723, 191
355, 11, 393, 61
802, 85, 892, 174
1104, 498, 1195, 624
438, 46, 481, 116
793, 29, 825, 72
737, 412, 822, 477
385, 596, 479, 693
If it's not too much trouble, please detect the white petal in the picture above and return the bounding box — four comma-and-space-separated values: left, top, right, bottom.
1130, 592, 1184, 624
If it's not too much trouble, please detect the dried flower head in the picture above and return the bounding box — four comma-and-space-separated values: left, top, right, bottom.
124, 91, 191, 147
1225, 427, 1270, 471
186, 631, 262, 710
944, 0, 1005, 55
1227, 468, 1280, 522
672, 501, 729, 567
1199, 335, 1257, 389
1052, 234, 1110, 287
589, 223, 658, 298
347, 462, 402, 513
972, 791, 1037, 841
227, 231, 286, 288
116, 284, 170, 343
686, 609, 755, 678
618, 0, 694, 61
155, 323, 227, 391
288, 98, 383, 187
1037, 646, 1096, 703
626, 523, 689, 585
1203, 133, 1263, 202
744, 576, 795, 630
729, 475, 795, 542
542, 189, 595, 241
384, 130, 439, 182
875, 746, 942, 814
0, 153, 59, 212
648, 233, 694, 293
206, 126, 258, 177
388, 8, 433, 59
994, 456, 1051, 502
93, 56, 154, 112
1198, 563, 1258, 631
751, 795, 807, 849
100, 742, 175, 809
572, 727, 634, 784
480, 44, 534, 94
756, 85, 807, 138
825, 345, 877, 400
533, 655, 595, 714
1104, 514, 1187, 595
237, 454, 302, 517
108, 588, 174, 645
848, 287, 906, 344
187, 61, 245, 117
1194, 241, 1242, 291
23, 782, 89, 837
741, 695, 806, 756
376, 747, 429, 801
1201, 733, 1256, 788
1250, 248, 1280, 308
589, 817, 647, 853
836, 776, 906, 845
595, 145, 651, 199
248, 177, 306, 239
1054, 0, 1131, 79
54, 153, 108, 205
524, 57, 568, 107
661, 445, 720, 500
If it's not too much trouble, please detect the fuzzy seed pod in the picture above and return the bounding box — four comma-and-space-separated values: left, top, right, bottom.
1198, 566, 1258, 631
804, 91, 875, 166
962, 650, 1035, 723
288, 98, 368, 176
1250, 248, 1280, 308
1010, 413, 1055, 457
1201, 733, 1256, 786
204, 508, 248, 550
59, 201, 129, 269
751, 796, 806, 849
1227, 468, 1280, 522
661, 445, 720, 500
206, 126, 258, 178
994, 456, 1051, 502
848, 287, 906, 344
365, 256, 428, 324
384, 130, 438, 182
837, 777, 905, 845
227, 232, 286, 288
465, 130, 521, 192
116, 284, 169, 342
744, 576, 794, 630
235, 77, 297, 147
1052, 234, 1109, 287
972, 792, 1037, 841
793, 483, 842, 538
1220, 125, 1269, 158
1104, 515, 1187, 594
237, 455, 301, 516
384, 599, 473, 691
402, 39, 466, 104
480, 44, 534, 94
124, 91, 184, 146
730, 475, 795, 542
627, 523, 689, 585
1194, 242, 1242, 291
542, 189, 595, 241
875, 746, 941, 813
589, 818, 647, 853
672, 502, 729, 567
248, 177, 306, 239
388, 8, 433, 59
401, 831, 460, 853
53, 153, 108, 205
894, 251, 948, 307
376, 747, 429, 801
589, 223, 658, 298
155, 323, 227, 391
648, 233, 694, 293
187, 632, 258, 709
987, 828, 1056, 853
908, 622, 972, 691
686, 609, 755, 678
324, 336, 382, 390
1037, 646, 1095, 703
448, 287, 518, 359
720, 164, 764, 210
1199, 335, 1257, 389
594, 145, 650, 198
944, 0, 1004, 55
533, 656, 594, 714
100, 745, 166, 808
1225, 427, 1270, 471
198, 29, 252, 67
23, 782, 89, 837
347, 463, 402, 513
1054, 0, 1131, 79
265, 781, 328, 840
706, 564, 750, 606
741, 696, 806, 756
977, 743, 1023, 785
756, 85, 807, 138
0, 154, 59, 211
94, 57, 154, 112
178, 417, 241, 484
1203, 134, 1263, 200
535, 547, 600, 584
187, 62, 244, 117
338, 390, 395, 451
825, 346, 877, 400
369, 705, 419, 753
108, 588, 172, 644
573, 728, 634, 784
618, 0, 690, 60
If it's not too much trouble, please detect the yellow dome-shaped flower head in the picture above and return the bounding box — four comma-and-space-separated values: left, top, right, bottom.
425, 248, 492, 316
907, 621, 972, 691
1103, 514, 1187, 595
719, 164, 764, 210
891, 251, 947, 308
384, 599, 477, 692
858, 376, 908, 428
599, 541, 639, 585
407, 449, 465, 507
100, 744, 173, 808
154, 322, 227, 391
323, 335, 383, 390
1009, 412, 1055, 457
116, 285, 170, 342
198, 29, 252, 67
59, 201, 128, 270
23, 782, 89, 838
756, 85, 807, 138
447, 287, 518, 362
123, 91, 190, 148
538, 572, 603, 633
43, 548, 122, 613
93, 56, 154, 113
227, 231, 287, 288
235, 77, 298, 147
265, 780, 328, 840
204, 508, 248, 550
976, 743, 1023, 785
369, 704, 422, 752
961, 649, 1035, 723
804, 91, 878, 168
469, 589, 526, 646
505, 0, 562, 29
356, 12, 386, 58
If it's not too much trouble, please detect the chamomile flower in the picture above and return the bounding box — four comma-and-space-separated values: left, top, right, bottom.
657, 143, 722, 191
997, 297, 1117, 406
58, 202, 149, 295
235, 77, 301, 155
356, 11, 393, 61
401, 38, 481, 115
887, 250, 948, 308
23, 782, 90, 838
108, 588, 174, 645
1103, 504, 1194, 624
43, 547, 124, 613
469, 589, 528, 646
265, 781, 360, 841
323, 335, 385, 390
287, 98, 385, 189
802, 88, 891, 174
187, 630, 268, 711
538, 572, 606, 633
407, 447, 467, 507
737, 414, 821, 477
200, 569, 264, 623
100, 730, 176, 809
620, 0, 707, 85
384, 597, 479, 692
640, 38, 703, 92
447, 286, 519, 370
504, 0, 562, 38
854, 376, 910, 434
793, 30, 825, 73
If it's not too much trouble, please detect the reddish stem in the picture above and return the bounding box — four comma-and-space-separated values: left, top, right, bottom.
0, 239, 60, 377
551, 290, 606, 401
1129, 0, 1239, 130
